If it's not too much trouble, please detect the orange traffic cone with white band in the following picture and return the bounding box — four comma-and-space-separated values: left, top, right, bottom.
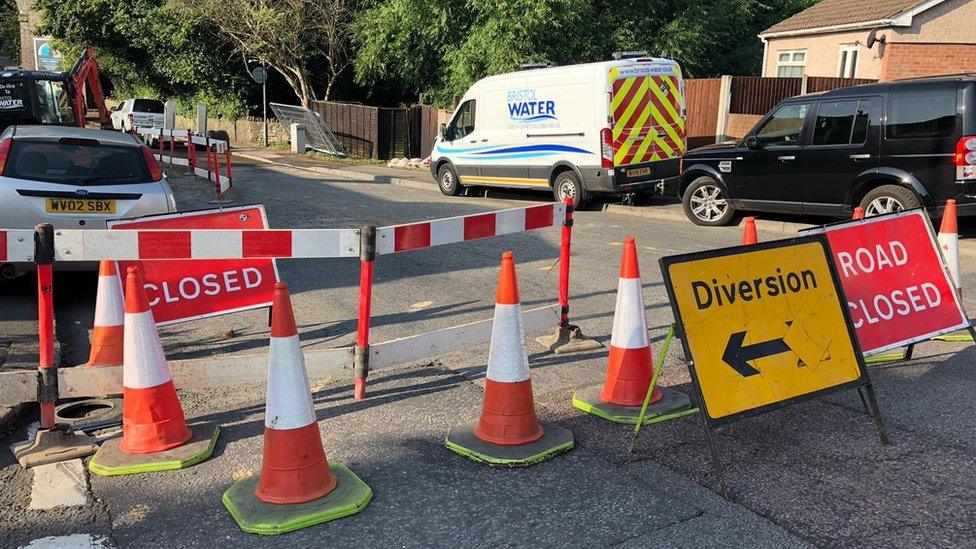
120, 266, 191, 453
223, 282, 371, 535
88, 266, 219, 476
741, 217, 758, 245
939, 199, 961, 297
853, 207, 865, 220
573, 236, 691, 423
86, 260, 124, 367
446, 251, 574, 466
256, 282, 335, 503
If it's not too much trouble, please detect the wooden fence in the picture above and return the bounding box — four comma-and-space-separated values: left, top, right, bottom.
684, 78, 722, 150
310, 101, 440, 159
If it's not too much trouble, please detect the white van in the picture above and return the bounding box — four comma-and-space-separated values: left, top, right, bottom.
429, 53, 686, 205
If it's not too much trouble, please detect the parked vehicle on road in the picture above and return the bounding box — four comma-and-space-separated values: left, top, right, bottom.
430, 52, 687, 205
678, 74, 976, 226
111, 98, 165, 132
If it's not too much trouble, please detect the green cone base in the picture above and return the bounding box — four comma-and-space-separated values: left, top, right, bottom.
864, 349, 908, 364
222, 463, 372, 535
572, 385, 693, 425
88, 422, 219, 476
445, 420, 574, 466
933, 333, 974, 342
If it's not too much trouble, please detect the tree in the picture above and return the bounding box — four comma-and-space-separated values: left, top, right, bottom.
179, 0, 357, 105
37, 0, 250, 117
0, 0, 18, 63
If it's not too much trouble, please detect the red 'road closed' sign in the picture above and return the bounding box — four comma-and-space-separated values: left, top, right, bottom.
809, 210, 969, 355
107, 205, 279, 325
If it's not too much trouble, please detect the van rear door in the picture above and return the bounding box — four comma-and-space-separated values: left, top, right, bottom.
609, 65, 686, 169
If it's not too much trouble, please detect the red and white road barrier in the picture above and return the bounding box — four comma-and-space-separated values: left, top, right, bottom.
53, 228, 360, 260
376, 202, 565, 255
0, 229, 34, 262
134, 127, 233, 200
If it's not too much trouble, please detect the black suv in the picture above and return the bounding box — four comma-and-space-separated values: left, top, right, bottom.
678, 74, 976, 225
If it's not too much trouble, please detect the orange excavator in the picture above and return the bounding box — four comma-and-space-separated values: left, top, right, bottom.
0, 46, 110, 131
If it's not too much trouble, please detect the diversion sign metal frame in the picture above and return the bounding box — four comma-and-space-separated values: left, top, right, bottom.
659, 235, 888, 497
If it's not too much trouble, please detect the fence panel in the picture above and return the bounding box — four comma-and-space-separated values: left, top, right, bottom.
311, 101, 379, 158
806, 77, 878, 93
729, 76, 803, 115
684, 78, 722, 149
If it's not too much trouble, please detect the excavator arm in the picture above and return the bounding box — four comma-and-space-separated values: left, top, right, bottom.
67, 47, 110, 128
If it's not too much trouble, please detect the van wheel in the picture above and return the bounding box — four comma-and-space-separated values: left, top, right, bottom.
553, 171, 586, 206
437, 164, 462, 196
683, 176, 735, 226
860, 185, 920, 216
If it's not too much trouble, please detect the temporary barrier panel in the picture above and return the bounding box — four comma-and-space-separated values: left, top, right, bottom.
805, 209, 970, 356
660, 236, 872, 426
1, 229, 34, 262
107, 205, 279, 325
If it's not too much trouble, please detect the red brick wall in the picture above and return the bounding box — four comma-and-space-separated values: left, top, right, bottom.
881, 42, 976, 81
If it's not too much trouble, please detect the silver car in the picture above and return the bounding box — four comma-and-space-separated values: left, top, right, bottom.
0, 125, 176, 230
0, 125, 176, 276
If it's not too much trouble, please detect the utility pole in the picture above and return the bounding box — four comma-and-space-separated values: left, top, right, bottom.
262, 61, 268, 148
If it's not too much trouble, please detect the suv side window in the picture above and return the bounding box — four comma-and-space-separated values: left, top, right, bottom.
887, 93, 956, 139
812, 99, 869, 146
755, 102, 809, 147
446, 99, 476, 141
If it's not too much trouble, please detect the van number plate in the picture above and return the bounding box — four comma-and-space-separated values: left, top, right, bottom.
45, 198, 117, 214
628, 167, 652, 178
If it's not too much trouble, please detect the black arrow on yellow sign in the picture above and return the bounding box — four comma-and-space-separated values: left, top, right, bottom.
722, 331, 792, 377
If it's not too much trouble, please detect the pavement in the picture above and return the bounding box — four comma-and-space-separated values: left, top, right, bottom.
3, 149, 976, 547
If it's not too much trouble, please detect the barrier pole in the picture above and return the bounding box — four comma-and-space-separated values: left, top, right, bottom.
354, 225, 377, 400
213, 142, 223, 199
187, 130, 197, 170
224, 146, 233, 188
157, 129, 164, 161
205, 135, 213, 183
558, 196, 574, 330
34, 224, 57, 429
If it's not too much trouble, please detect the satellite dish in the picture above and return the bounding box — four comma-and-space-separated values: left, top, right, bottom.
250, 66, 267, 84
866, 29, 886, 49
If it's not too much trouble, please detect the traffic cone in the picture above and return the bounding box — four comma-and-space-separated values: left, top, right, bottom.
939, 199, 961, 297
86, 261, 124, 367
223, 282, 371, 535
446, 251, 574, 466
742, 217, 757, 245
572, 236, 691, 424
853, 207, 865, 220
88, 266, 219, 476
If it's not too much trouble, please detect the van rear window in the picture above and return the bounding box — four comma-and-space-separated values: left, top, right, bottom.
0, 81, 26, 111
887, 94, 956, 139
4, 140, 150, 185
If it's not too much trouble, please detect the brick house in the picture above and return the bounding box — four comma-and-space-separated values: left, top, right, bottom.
758, 0, 976, 81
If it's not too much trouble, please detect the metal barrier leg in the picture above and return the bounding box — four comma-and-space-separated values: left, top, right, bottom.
535, 197, 601, 354
10, 224, 97, 467
354, 226, 376, 400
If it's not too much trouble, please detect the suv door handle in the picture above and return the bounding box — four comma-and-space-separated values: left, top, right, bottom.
777, 155, 796, 161
849, 154, 871, 160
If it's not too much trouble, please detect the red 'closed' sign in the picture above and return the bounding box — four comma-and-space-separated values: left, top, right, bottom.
108, 205, 279, 325
811, 210, 968, 355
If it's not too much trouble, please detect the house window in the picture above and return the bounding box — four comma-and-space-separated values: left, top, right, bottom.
838, 45, 859, 78
776, 50, 806, 77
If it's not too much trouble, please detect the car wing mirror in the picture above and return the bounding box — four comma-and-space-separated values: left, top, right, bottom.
744, 135, 761, 150
439, 123, 448, 139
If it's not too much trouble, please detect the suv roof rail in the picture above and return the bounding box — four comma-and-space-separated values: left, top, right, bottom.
612, 51, 649, 60
519, 62, 553, 70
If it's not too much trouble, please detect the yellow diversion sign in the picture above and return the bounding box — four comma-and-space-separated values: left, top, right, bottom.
660, 236, 869, 426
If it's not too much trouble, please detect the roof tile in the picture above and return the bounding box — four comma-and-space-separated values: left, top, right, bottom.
762, 0, 924, 35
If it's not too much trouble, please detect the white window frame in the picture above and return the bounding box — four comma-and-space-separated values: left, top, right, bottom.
837, 45, 859, 78
775, 50, 806, 78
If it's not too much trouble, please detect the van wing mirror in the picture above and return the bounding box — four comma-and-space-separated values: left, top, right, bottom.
744, 135, 761, 150
439, 123, 447, 139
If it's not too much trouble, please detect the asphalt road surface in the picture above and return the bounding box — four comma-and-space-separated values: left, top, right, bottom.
4, 156, 976, 547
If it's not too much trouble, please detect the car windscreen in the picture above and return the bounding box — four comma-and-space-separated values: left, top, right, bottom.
132, 99, 164, 113
0, 80, 27, 112
4, 139, 151, 186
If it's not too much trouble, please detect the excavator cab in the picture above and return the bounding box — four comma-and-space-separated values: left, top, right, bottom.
0, 47, 109, 133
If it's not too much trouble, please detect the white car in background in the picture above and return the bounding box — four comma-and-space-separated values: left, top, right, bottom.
110, 98, 165, 132
0, 125, 176, 276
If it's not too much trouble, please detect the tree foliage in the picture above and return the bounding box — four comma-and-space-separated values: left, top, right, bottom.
0, 0, 18, 63
354, 0, 816, 107
37, 0, 250, 117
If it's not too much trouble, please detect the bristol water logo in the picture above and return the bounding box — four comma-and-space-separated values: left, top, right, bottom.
507, 88, 557, 123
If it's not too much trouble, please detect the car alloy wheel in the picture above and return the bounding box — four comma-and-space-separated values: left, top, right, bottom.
689, 184, 729, 222
865, 196, 904, 216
